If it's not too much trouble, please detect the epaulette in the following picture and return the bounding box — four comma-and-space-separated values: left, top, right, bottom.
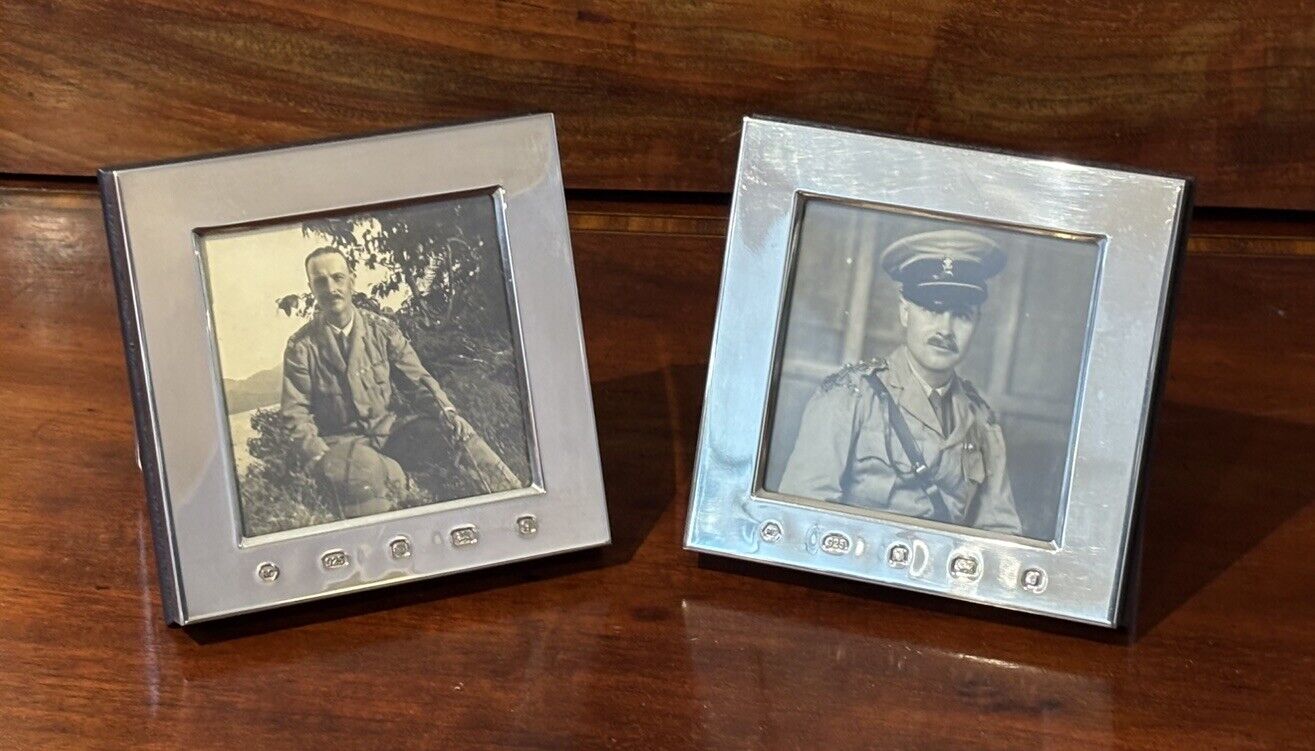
820, 357, 888, 394
359, 308, 401, 333
959, 379, 997, 425
286, 320, 316, 347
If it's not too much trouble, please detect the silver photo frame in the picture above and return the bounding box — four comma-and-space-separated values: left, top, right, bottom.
102, 114, 609, 625
684, 117, 1191, 627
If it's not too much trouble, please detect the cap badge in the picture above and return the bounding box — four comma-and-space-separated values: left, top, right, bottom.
941, 257, 955, 276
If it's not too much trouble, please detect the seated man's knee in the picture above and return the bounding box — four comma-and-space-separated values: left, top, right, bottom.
318, 438, 408, 518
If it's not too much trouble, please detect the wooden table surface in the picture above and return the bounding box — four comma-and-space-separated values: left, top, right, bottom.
2, 183, 1314, 749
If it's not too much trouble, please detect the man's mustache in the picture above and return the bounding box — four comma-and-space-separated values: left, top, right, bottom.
927, 335, 958, 353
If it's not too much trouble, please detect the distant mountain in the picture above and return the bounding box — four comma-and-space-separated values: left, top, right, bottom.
223, 365, 282, 414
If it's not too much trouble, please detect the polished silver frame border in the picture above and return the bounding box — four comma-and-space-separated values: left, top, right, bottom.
101, 114, 610, 624
684, 117, 1190, 627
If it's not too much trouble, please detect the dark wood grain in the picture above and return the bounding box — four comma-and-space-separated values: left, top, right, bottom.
4, 2, 1315, 209
1, 184, 1315, 749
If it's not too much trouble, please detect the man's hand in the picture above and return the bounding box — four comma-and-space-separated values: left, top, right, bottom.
444, 407, 474, 442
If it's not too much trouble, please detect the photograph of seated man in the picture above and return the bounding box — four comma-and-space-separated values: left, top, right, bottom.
204, 193, 534, 537
283, 246, 520, 520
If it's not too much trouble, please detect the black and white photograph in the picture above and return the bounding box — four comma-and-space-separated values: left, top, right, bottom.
201, 193, 535, 537
761, 198, 1100, 542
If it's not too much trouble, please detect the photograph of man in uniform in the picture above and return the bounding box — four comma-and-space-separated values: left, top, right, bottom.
283, 247, 520, 519
777, 230, 1022, 534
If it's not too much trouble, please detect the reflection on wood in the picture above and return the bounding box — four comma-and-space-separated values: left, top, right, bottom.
681, 599, 1113, 747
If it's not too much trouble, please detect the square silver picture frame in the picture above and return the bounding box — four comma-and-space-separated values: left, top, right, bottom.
684, 116, 1191, 627
102, 114, 610, 625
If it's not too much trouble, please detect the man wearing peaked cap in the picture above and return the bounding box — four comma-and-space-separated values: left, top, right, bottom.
777, 229, 1023, 535
882, 229, 1006, 310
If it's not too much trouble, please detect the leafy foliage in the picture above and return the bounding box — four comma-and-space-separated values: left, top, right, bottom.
237, 196, 533, 536
280, 198, 492, 330
238, 408, 336, 536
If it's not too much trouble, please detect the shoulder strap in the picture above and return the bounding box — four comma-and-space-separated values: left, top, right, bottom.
958, 378, 996, 425
864, 373, 953, 522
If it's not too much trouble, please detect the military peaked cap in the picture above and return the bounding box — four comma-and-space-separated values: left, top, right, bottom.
880, 229, 1006, 309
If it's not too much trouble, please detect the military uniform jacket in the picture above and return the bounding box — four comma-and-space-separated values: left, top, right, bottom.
281, 309, 453, 463
777, 346, 1022, 535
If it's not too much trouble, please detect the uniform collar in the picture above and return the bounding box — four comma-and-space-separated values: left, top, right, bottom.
326, 309, 356, 338
902, 351, 954, 401
315, 309, 360, 375
888, 347, 962, 441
